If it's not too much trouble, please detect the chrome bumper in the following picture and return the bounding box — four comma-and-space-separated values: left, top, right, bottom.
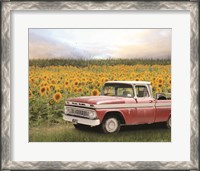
63, 114, 100, 127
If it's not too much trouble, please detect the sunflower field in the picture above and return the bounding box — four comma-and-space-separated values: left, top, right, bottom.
29, 60, 171, 128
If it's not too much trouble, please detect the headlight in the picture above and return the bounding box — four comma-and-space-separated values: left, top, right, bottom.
64, 106, 73, 114
87, 111, 97, 119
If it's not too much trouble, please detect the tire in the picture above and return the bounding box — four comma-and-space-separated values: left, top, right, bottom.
102, 116, 121, 133
166, 116, 171, 129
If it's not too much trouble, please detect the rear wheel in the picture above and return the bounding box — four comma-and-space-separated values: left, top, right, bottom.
166, 116, 171, 128
102, 116, 121, 133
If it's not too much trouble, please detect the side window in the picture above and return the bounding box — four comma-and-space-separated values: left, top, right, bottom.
135, 86, 149, 97
117, 88, 134, 97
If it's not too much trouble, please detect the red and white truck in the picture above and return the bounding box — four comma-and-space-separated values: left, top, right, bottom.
63, 81, 171, 133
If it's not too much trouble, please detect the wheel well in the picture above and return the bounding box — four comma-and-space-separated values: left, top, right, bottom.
103, 111, 125, 124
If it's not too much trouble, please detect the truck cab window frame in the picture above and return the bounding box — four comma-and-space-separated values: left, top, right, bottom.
135, 85, 150, 98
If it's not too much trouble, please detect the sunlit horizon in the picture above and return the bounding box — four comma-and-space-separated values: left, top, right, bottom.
29, 29, 171, 60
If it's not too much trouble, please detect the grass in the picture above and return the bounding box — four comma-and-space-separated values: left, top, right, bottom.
29, 122, 171, 142
29, 58, 171, 67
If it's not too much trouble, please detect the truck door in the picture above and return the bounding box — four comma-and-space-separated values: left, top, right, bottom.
134, 85, 155, 124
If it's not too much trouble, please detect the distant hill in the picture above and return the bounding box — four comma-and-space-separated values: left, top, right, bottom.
29, 58, 171, 68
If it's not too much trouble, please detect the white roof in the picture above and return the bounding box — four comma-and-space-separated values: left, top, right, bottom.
105, 81, 151, 85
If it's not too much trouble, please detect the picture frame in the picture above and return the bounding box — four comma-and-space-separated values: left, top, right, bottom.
1, 0, 199, 170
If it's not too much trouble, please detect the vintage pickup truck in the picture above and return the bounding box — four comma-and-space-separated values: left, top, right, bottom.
63, 81, 171, 133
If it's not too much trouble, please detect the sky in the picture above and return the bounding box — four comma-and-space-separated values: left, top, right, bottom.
29, 29, 171, 60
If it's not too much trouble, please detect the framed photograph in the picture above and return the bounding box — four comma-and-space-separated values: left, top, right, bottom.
1, 0, 199, 170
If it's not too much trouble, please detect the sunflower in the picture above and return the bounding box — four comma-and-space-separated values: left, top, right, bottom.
91, 89, 100, 96
29, 90, 33, 99
81, 82, 85, 86
49, 84, 55, 91
101, 77, 106, 83
84, 88, 90, 95
77, 87, 82, 92
74, 87, 78, 93
96, 81, 101, 87
65, 85, 72, 92
158, 78, 163, 84
49, 99, 55, 105
156, 87, 162, 93
64, 80, 69, 87
40, 86, 46, 96
46, 85, 50, 92
43, 75, 47, 80
51, 79, 56, 84
53, 92, 62, 103
74, 80, 79, 86
55, 86, 61, 93
30, 78, 34, 83
105, 78, 109, 82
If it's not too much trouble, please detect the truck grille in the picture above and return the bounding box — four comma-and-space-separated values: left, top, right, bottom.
70, 108, 90, 117
64, 106, 97, 119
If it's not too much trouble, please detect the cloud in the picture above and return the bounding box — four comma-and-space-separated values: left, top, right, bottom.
110, 29, 171, 59
29, 31, 91, 59
29, 29, 171, 59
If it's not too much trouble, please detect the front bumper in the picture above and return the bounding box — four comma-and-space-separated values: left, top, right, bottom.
63, 114, 100, 127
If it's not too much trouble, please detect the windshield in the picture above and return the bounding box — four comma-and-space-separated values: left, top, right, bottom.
102, 83, 134, 97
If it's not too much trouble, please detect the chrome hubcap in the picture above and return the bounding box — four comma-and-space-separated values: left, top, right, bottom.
105, 118, 118, 133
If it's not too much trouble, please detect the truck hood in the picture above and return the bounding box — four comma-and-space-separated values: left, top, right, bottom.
67, 96, 126, 105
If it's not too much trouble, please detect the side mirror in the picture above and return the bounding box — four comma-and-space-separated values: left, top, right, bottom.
134, 96, 138, 103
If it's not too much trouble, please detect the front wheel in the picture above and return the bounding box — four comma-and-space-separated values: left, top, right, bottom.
102, 116, 121, 133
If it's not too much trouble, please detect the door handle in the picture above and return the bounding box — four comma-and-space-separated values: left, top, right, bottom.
149, 100, 153, 103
